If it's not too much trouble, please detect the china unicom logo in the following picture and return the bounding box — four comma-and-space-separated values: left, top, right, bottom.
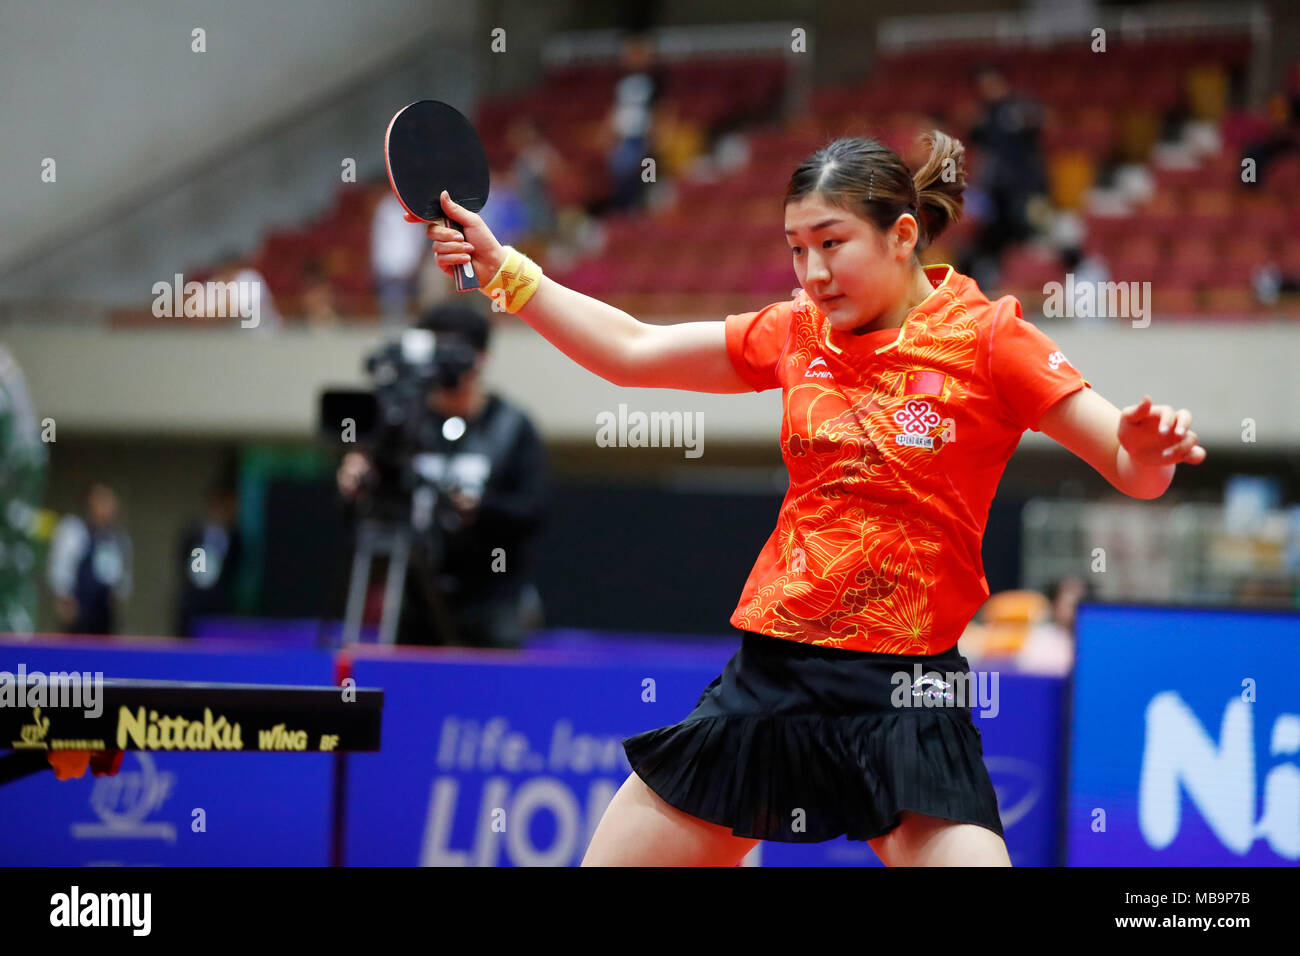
1139, 692, 1299, 858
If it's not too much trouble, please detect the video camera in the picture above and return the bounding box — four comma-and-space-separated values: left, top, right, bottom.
318, 329, 479, 516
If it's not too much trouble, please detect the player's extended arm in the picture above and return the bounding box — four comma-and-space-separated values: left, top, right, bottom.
428, 191, 750, 394
1037, 388, 1207, 500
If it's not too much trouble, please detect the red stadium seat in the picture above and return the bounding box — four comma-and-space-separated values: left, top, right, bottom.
1138, 190, 1187, 240
1276, 241, 1300, 276
1202, 287, 1259, 315
1263, 154, 1300, 198
1109, 236, 1162, 282
999, 245, 1064, 288
1151, 284, 1199, 316
1083, 214, 1138, 251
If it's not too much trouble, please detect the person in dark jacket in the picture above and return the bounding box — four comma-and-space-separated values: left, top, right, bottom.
337, 304, 549, 648
175, 482, 243, 637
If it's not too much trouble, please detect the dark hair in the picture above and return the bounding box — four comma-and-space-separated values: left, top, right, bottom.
784, 131, 967, 253
416, 303, 490, 353
1046, 575, 1091, 605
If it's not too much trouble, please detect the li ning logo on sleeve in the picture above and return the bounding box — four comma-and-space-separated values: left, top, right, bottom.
804, 356, 834, 379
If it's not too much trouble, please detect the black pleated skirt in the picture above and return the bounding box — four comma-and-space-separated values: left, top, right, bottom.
622, 631, 1005, 843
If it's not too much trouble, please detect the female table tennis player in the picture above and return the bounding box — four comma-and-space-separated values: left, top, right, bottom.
426, 130, 1206, 866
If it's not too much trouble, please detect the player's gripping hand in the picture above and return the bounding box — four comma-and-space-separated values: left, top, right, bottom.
427, 190, 507, 287
1119, 395, 1207, 466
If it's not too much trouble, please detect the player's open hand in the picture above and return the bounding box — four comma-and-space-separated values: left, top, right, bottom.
428, 190, 506, 285
1118, 395, 1207, 466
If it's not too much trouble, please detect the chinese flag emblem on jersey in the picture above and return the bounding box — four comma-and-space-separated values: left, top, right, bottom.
903, 369, 947, 397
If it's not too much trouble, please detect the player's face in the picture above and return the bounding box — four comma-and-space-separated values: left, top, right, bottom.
785, 193, 913, 331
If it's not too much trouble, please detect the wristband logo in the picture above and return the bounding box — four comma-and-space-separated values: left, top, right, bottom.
495, 266, 534, 310
487, 248, 541, 313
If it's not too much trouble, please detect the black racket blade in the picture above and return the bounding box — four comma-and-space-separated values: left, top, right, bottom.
384, 99, 490, 291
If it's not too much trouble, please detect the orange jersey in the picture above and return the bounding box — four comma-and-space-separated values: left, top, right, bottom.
724, 264, 1091, 655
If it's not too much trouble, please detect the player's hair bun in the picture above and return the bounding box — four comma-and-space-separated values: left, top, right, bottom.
910, 130, 967, 248
785, 131, 967, 251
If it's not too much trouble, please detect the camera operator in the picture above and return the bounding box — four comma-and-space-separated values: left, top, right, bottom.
337, 304, 549, 649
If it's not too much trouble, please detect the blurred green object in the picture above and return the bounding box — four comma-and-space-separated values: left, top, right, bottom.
0, 346, 48, 634
236, 445, 334, 615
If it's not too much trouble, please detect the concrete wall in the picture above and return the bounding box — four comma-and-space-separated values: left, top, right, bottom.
4, 318, 1294, 448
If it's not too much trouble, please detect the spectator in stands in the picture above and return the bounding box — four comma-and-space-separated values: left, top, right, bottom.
48, 483, 132, 635
0, 345, 47, 636
482, 166, 531, 249
336, 304, 549, 649
371, 185, 428, 324
1060, 245, 1111, 326
1016, 574, 1090, 675
967, 65, 1048, 288
174, 481, 243, 637
604, 32, 662, 213
301, 257, 341, 328
1241, 89, 1300, 187
208, 253, 283, 332
653, 99, 706, 181
507, 117, 563, 242
544, 203, 605, 274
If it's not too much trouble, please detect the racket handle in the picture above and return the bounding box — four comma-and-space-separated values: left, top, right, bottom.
443, 217, 480, 292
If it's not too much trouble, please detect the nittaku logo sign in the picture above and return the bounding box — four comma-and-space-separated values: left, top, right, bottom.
115, 706, 244, 750
1139, 692, 1299, 859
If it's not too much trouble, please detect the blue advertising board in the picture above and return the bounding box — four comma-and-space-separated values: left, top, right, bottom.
0, 639, 336, 866
3, 630, 1068, 866
343, 645, 734, 866
344, 642, 1062, 866
1068, 604, 1300, 865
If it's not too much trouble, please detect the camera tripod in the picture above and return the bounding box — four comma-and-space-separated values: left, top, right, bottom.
340, 515, 460, 646
341, 518, 410, 645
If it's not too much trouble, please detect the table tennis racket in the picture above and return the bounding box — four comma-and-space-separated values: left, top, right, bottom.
384, 99, 490, 292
